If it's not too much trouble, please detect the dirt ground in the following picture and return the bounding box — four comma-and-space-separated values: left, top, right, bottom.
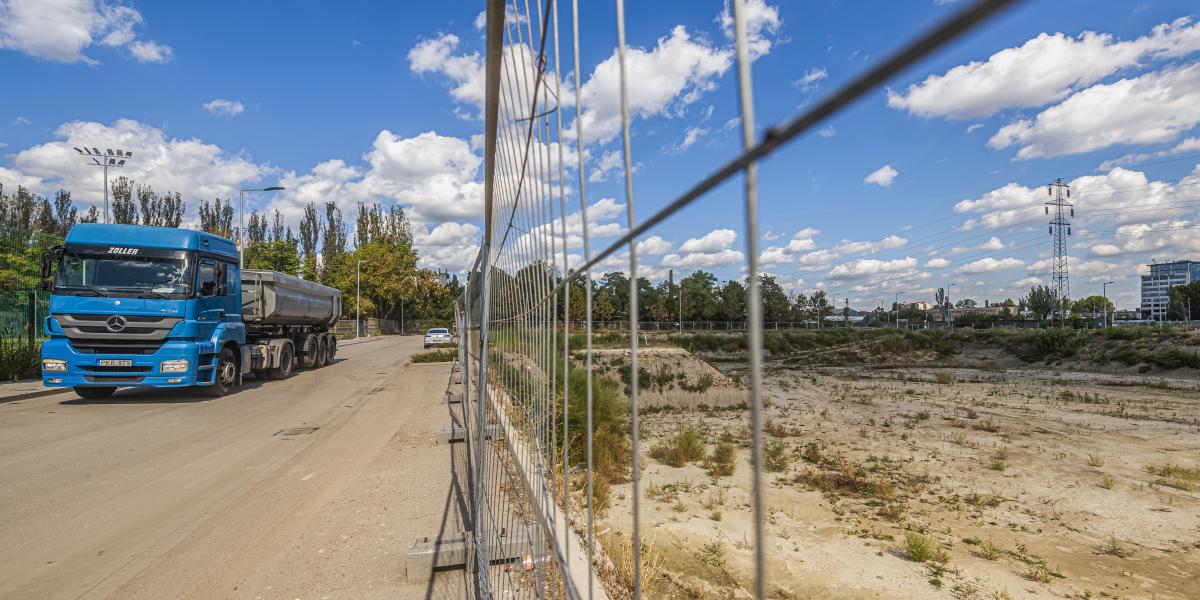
0, 336, 467, 600
601, 361, 1200, 599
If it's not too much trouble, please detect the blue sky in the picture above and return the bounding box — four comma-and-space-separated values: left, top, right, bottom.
3, 1, 1200, 311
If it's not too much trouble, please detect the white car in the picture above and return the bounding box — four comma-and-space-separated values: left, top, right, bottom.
423, 327, 453, 348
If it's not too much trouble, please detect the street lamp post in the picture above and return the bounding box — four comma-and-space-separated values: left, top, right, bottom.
947, 282, 957, 330
75, 147, 132, 223
238, 186, 285, 269
356, 259, 364, 339
893, 291, 902, 329
1101, 281, 1115, 330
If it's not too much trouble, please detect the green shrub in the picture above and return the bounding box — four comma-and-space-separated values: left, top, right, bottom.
904, 532, 945, 563
764, 439, 790, 472
410, 349, 457, 363
1010, 328, 1085, 362
650, 427, 706, 467
0, 334, 40, 381
705, 442, 737, 476
1148, 347, 1200, 369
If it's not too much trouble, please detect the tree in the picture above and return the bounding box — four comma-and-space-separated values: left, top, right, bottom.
320, 202, 347, 284
298, 202, 320, 280
110, 176, 138, 224
198, 198, 234, 238
718, 279, 745, 321
1167, 282, 1200, 321
811, 290, 832, 324
50, 190, 77, 237
599, 271, 629, 318
593, 286, 616, 321
137, 185, 184, 227
1024, 285, 1056, 320
955, 298, 977, 309
1073, 295, 1115, 316
680, 271, 718, 321
758, 275, 791, 322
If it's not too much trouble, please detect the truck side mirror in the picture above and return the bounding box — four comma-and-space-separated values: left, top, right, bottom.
40, 245, 63, 290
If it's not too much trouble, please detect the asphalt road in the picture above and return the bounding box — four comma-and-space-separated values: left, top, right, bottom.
0, 336, 464, 599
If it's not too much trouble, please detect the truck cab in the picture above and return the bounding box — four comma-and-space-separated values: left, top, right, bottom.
40, 224, 246, 399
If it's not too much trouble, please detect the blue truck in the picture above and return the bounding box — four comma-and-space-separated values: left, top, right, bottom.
39, 223, 342, 400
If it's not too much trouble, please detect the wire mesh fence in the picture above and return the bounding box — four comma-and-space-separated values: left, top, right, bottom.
0, 290, 50, 341
454, 0, 1019, 597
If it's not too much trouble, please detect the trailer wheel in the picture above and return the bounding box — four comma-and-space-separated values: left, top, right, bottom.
74, 386, 115, 400
325, 335, 337, 364
203, 348, 238, 397
314, 336, 329, 368
268, 342, 294, 379
298, 336, 317, 369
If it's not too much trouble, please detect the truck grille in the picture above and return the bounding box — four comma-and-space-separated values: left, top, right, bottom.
55, 314, 182, 355
84, 376, 145, 383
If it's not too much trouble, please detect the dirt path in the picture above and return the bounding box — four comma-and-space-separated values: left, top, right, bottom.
0, 336, 464, 600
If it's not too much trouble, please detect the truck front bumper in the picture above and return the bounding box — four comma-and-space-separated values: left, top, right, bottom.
40, 338, 208, 388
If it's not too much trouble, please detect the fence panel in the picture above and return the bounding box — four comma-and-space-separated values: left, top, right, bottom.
456, 1, 1018, 597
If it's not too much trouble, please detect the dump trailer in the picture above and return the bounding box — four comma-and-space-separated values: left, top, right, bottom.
38, 223, 343, 400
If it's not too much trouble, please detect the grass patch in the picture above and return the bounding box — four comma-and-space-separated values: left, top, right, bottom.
1144, 463, 1199, 491
903, 532, 946, 563
650, 427, 706, 467
705, 442, 737, 476
410, 349, 457, 363
1148, 347, 1200, 369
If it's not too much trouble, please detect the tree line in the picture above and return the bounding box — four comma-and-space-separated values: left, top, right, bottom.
0, 180, 457, 324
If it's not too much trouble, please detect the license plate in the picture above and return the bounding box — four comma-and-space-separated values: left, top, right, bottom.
98, 359, 133, 367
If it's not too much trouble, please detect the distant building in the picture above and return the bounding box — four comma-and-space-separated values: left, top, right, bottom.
1140, 260, 1200, 320
897, 301, 930, 311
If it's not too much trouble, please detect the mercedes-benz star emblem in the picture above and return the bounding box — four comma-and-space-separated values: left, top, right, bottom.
105, 315, 127, 333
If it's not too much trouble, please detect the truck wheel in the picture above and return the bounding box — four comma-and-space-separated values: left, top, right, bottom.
314, 336, 328, 367
299, 336, 317, 369
74, 386, 116, 400
203, 348, 238, 397
268, 343, 294, 379
323, 334, 337, 364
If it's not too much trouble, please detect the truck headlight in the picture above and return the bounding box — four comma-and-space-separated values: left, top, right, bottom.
42, 359, 67, 372
160, 359, 190, 373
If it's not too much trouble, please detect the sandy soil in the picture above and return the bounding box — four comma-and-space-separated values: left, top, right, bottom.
601, 362, 1200, 599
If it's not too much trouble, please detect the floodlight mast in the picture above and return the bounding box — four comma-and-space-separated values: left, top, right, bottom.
74, 147, 133, 224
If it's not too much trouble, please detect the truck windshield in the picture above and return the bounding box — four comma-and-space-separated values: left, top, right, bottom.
54, 248, 193, 298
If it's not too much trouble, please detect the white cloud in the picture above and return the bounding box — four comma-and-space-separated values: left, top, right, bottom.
662, 248, 744, 270
966, 123, 982, 134
989, 64, 1200, 160
352, 130, 483, 222
887, 17, 1200, 119
572, 26, 731, 144
717, 0, 782, 60
473, 10, 486, 30
0, 0, 173, 64
588, 150, 623, 182
407, 33, 485, 108
864, 164, 898, 187
925, 257, 951, 269
795, 67, 827, 92
956, 257, 1024, 274
10, 119, 264, 211
128, 39, 172, 63
828, 257, 917, 279
1090, 243, 1121, 256
979, 236, 1005, 250
680, 228, 737, 253
818, 125, 836, 138
13, 116, 31, 126
1013, 276, 1044, 287
662, 227, 743, 270
669, 126, 708, 154
202, 98, 245, 117
414, 221, 480, 272
637, 235, 672, 255
1098, 136, 1200, 171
